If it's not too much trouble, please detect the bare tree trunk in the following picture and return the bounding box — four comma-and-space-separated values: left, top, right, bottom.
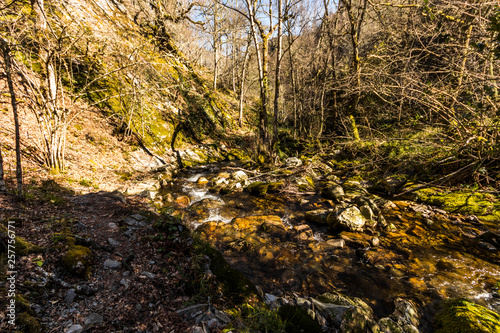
287, 32, 297, 138
239, 38, 251, 128
273, 0, 283, 147
0, 144, 6, 193
0, 39, 23, 196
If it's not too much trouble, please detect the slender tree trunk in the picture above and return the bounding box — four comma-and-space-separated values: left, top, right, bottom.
287, 32, 297, 138
246, 0, 268, 146
1, 39, 23, 196
213, 37, 218, 90
273, 0, 283, 147
239, 38, 251, 128
0, 144, 6, 193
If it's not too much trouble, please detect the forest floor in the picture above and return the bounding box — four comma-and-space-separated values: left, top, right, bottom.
0, 109, 201, 332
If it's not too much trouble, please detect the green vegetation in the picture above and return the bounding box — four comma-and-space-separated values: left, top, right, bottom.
434, 299, 500, 333
61, 245, 93, 278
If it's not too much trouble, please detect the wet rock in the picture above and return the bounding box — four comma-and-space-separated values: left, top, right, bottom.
325, 239, 345, 249
84, 313, 103, 327
103, 259, 121, 270
310, 298, 351, 325
285, 157, 302, 167
322, 183, 344, 202
245, 181, 283, 195
370, 237, 380, 247
342, 180, 369, 197
292, 224, 314, 242
305, 209, 334, 225
327, 206, 366, 232
196, 177, 209, 185
175, 195, 191, 208
232, 215, 283, 232
433, 298, 500, 333
317, 292, 379, 333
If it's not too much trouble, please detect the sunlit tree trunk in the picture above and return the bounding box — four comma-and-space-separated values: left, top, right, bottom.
273, 0, 283, 146
0, 38, 23, 196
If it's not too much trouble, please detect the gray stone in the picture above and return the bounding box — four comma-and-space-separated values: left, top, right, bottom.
327, 206, 366, 232
66, 324, 84, 333
84, 313, 103, 326
103, 259, 121, 270
108, 222, 118, 229
141, 271, 156, 279
108, 238, 119, 247
265, 293, 278, 305
311, 298, 352, 324
130, 214, 146, 221
65, 289, 76, 304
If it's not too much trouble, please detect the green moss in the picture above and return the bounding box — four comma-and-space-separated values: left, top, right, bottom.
61, 245, 93, 278
198, 245, 258, 305
226, 303, 285, 332
0, 224, 44, 256
17, 312, 41, 333
415, 188, 500, 222
278, 304, 322, 333
245, 181, 283, 196
433, 299, 500, 333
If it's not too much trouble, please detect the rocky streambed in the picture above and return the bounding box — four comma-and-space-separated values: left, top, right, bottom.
154, 158, 500, 332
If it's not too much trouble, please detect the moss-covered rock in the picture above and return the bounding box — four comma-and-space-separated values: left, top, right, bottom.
433, 298, 500, 333
198, 245, 258, 305
0, 224, 44, 256
245, 181, 283, 196
17, 312, 41, 333
61, 245, 93, 278
278, 304, 323, 333
414, 188, 500, 223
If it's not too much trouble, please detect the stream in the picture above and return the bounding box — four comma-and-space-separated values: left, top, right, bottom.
159, 162, 500, 330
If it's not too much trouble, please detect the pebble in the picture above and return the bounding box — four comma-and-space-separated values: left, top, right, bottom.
84, 313, 103, 326
65, 289, 76, 303
141, 271, 156, 279
108, 222, 118, 229
370, 237, 380, 247
66, 324, 84, 333
103, 259, 122, 269
108, 238, 120, 247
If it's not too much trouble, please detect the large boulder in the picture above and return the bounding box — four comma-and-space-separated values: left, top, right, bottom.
327, 206, 366, 232
378, 298, 420, 333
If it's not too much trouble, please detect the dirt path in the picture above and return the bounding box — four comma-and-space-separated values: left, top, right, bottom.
1, 189, 194, 332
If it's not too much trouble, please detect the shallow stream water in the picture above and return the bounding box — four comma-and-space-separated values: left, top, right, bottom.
160, 163, 500, 328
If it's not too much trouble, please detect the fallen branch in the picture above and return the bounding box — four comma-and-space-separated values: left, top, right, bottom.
392, 161, 478, 198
